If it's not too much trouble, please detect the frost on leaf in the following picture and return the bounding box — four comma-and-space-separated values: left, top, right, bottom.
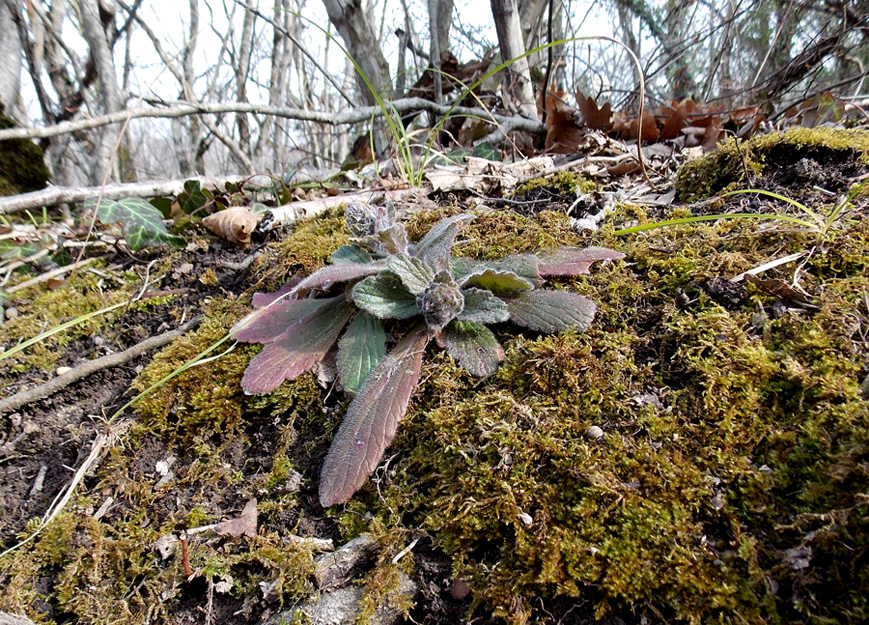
506, 290, 597, 333
337, 311, 387, 393
417, 271, 464, 331
241, 300, 352, 394
233, 295, 341, 343
319, 326, 429, 507
442, 320, 504, 377
457, 288, 509, 324
537, 246, 625, 277
352, 273, 420, 319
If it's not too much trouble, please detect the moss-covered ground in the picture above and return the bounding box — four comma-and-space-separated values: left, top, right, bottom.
0, 128, 867, 624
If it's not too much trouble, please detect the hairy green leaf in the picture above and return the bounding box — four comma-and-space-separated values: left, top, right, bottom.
337, 311, 387, 393
413, 214, 475, 272
232, 295, 341, 343
241, 300, 352, 394
319, 325, 429, 506
345, 200, 395, 237
352, 273, 420, 319
378, 223, 408, 255
538, 246, 625, 277
460, 268, 534, 294
331, 244, 373, 265
506, 290, 597, 333
457, 288, 509, 324
442, 320, 504, 377
452, 254, 542, 287
94, 197, 184, 250
386, 253, 434, 295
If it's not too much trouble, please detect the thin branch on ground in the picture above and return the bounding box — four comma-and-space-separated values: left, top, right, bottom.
0, 316, 203, 415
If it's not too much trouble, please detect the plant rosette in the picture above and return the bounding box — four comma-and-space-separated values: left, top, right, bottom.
231, 201, 624, 506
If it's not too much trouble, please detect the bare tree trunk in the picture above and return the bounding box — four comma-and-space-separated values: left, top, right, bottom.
321, 0, 392, 105
491, 0, 537, 118
235, 0, 255, 155
0, 0, 22, 117
79, 0, 123, 184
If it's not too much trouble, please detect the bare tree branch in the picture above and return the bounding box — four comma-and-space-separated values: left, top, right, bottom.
0, 98, 546, 143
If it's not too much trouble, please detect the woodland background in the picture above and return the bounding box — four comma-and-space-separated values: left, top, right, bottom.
0, 0, 867, 188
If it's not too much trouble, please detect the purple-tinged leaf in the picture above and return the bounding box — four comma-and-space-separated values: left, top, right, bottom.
413, 214, 475, 272
241, 300, 352, 394
233, 295, 342, 343
331, 245, 373, 265
352, 273, 420, 319
538, 247, 624, 277
379, 223, 408, 255
457, 288, 509, 324
506, 290, 597, 333
337, 312, 387, 393
319, 325, 430, 506
290, 261, 386, 296
252, 277, 302, 308
442, 320, 504, 377
417, 271, 464, 331
459, 268, 534, 294
386, 253, 434, 295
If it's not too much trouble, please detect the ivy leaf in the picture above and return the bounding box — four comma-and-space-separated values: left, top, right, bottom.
337, 311, 387, 393
442, 320, 504, 377
149, 197, 173, 218
386, 253, 434, 295
94, 197, 184, 250
472, 142, 502, 162
457, 288, 509, 324
506, 290, 597, 333
460, 268, 534, 294
232, 295, 342, 343
331, 245, 373, 265
178, 179, 211, 214
319, 325, 429, 506
413, 214, 475, 272
291, 261, 385, 295
538, 246, 625, 277
352, 273, 419, 319
241, 300, 352, 394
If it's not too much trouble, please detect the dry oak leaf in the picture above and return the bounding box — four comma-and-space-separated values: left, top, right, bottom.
202, 207, 260, 247
216, 498, 258, 538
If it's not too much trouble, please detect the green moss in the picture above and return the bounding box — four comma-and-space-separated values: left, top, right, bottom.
0, 106, 50, 196
676, 127, 869, 202
514, 171, 597, 196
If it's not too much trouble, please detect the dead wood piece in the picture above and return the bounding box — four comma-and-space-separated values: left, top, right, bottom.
265, 187, 421, 228
0, 316, 202, 415
0, 613, 38, 625
315, 534, 378, 589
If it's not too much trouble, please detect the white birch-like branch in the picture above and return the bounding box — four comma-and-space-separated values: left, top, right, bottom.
0, 98, 545, 142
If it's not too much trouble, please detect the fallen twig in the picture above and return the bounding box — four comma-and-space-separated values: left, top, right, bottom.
6, 257, 101, 294
0, 316, 202, 415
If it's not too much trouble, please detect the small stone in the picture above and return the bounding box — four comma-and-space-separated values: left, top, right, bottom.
586, 425, 604, 440
5, 307, 18, 319
55, 366, 72, 376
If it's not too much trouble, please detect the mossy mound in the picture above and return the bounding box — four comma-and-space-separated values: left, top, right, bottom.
0, 189, 866, 624
0, 105, 50, 196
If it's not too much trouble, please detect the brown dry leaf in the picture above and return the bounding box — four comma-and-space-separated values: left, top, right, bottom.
745, 274, 811, 304
659, 99, 696, 141
619, 111, 659, 143
46, 277, 68, 291
575, 90, 612, 132
545, 91, 584, 153
216, 498, 257, 538
202, 207, 260, 248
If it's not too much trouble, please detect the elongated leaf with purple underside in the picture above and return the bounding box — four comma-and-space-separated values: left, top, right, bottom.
538, 247, 624, 277
457, 288, 509, 324
290, 261, 385, 296
413, 214, 474, 272
352, 273, 420, 319
506, 290, 597, 333
233, 296, 342, 343
337, 311, 387, 393
442, 320, 504, 377
251, 278, 302, 308
241, 300, 353, 394
319, 326, 430, 506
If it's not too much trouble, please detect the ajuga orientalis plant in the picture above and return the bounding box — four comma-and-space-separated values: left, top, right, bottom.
232, 201, 624, 506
